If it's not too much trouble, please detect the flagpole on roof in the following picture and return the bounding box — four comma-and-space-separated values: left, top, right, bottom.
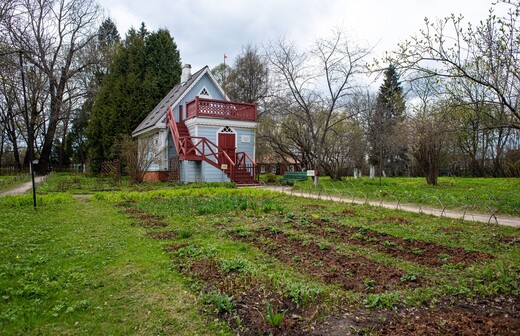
223, 53, 227, 100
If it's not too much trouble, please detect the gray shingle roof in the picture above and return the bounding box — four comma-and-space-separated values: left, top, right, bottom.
131, 66, 208, 136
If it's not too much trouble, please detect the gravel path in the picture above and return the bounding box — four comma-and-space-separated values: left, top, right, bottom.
262, 185, 520, 228
0, 175, 47, 196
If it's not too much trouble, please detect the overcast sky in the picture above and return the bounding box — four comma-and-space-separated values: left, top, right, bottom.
96, 0, 504, 72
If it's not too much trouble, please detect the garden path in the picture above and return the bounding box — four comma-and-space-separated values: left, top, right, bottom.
0, 175, 47, 196
262, 186, 520, 228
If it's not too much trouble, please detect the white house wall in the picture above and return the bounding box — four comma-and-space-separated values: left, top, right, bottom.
235, 128, 256, 161
181, 161, 202, 182
158, 129, 168, 170
202, 163, 231, 182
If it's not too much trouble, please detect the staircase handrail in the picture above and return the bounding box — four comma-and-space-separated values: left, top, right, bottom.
180, 136, 236, 171
166, 107, 181, 154
236, 151, 256, 169
166, 105, 252, 182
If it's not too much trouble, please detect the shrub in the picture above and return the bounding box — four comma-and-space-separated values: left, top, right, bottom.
264, 173, 277, 183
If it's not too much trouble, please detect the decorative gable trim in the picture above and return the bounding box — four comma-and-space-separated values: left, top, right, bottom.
199, 86, 211, 98
219, 126, 234, 133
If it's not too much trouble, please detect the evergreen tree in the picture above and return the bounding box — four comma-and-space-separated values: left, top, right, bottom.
98, 17, 121, 49
367, 64, 407, 177
95, 17, 121, 83
87, 23, 181, 172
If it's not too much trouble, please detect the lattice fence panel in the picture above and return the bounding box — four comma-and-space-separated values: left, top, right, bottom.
168, 156, 180, 183
100, 160, 121, 183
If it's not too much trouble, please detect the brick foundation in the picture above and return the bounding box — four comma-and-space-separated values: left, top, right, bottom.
142, 171, 169, 182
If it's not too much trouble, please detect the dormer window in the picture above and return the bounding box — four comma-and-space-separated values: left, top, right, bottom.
199, 86, 211, 98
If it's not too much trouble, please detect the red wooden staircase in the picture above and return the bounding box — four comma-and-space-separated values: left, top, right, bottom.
166, 107, 257, 184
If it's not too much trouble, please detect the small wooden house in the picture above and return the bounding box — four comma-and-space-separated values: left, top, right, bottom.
257, 153, 302, 175
132, 64, 258, 184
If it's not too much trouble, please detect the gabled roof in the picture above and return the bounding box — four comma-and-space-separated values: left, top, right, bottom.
132, 66, 208, 136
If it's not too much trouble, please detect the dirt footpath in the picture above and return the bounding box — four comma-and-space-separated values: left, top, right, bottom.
0, 176, 47, 196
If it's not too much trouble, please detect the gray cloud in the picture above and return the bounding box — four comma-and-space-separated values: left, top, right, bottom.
98, 0, 499, 71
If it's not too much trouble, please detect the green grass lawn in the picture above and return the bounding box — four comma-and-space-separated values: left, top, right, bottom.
0, 194, 216, 335
1, 174, 519, 334
291, 176, 520, 216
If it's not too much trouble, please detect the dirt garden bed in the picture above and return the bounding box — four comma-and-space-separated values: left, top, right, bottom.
230, 228, 425, 293
307, 295, 520, 335
376, 295, 520, 335
289, 216, 492, 267
184, 258, 320, 335
115, 196, 518, 335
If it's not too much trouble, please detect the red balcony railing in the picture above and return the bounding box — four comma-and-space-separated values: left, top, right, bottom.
186, 97, 257, 121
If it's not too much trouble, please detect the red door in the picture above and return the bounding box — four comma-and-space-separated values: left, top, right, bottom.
218, 132, 236, 167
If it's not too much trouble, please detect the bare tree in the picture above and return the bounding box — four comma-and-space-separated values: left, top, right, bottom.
385, 1, 520, 129
321, 116, 365, 180
258, 111, 315, 170
0, 53, 23, 170
0, 0, 102, 174
227, 44, 269, 104
119, 135, 166, 183
408, 77, 455, 185
451, 77, 516, 177
265, 30, 371, 185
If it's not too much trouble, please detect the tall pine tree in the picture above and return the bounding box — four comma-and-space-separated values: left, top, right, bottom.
368, 64, 407, 178
87, 23, 181, 172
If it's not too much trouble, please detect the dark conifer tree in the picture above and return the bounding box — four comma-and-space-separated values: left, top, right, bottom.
367, 64, 407, 177
87, 23, 181, 172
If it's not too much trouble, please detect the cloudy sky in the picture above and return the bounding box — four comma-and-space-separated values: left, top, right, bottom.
96, 0, 505, 71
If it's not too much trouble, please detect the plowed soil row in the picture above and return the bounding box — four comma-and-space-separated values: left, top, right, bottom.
291, 216, 492, 267
174, 256, 319, 336
377, 295, 520, 336
230, 229, 424, 293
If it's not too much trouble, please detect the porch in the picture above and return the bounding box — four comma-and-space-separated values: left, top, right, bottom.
185, 97, 257, 121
